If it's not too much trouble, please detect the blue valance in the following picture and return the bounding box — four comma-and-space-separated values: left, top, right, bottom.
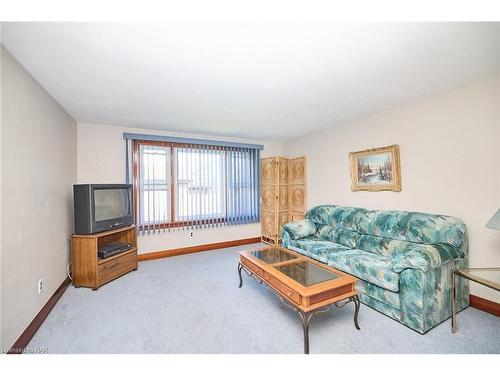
123, 132, 264, 150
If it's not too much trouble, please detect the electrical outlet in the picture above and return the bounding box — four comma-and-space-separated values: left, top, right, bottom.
190, 231, 194, 237
37, 278, 44, 294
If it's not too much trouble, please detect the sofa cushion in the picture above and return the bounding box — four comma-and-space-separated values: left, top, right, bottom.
358, 210, 466, 249
327, 250, 400, 292
315, 224, 359, 248
355, 234, 391, 256
294, 237, 351, 258
306, 205, 368, 232
355, 235, 422, 258
282, 219, 317, 240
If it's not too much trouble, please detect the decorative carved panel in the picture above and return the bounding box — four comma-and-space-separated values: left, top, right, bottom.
279, 211, 289, 230
261, 158, 277, 185
261, 185, 276, 211
290, 157, 306, 184
278, 157, 289, 183
279, 185, 289, 211
290, 185, 306, 212
261, 211, 276, 237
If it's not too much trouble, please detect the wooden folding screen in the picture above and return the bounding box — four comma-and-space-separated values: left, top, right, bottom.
260, 156, 307, 245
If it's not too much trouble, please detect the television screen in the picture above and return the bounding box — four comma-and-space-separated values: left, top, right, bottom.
93, 189, 131, 222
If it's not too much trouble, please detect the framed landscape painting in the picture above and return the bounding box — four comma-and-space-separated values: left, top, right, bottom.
349, 144, 402, 192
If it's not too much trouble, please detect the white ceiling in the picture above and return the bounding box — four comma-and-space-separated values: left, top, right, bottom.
2, 22, 500, 141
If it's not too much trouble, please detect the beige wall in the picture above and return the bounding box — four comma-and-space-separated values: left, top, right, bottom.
1, 47, 77, 349
0, 35, 3, 348
284, 76, 500, 303
77, 122, 283, 254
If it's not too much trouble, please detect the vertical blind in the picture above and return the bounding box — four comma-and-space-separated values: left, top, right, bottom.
125, 134, 261, 234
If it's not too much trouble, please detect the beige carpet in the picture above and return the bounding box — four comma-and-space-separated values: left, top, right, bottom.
27, 243, 500, 354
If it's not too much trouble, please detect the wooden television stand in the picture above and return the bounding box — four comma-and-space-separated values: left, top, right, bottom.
71, 225, 138, 290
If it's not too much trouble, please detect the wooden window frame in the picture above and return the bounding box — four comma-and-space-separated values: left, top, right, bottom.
132, 139, 229, 230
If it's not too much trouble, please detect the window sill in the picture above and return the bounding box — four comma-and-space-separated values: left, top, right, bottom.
138, 218, 259, 231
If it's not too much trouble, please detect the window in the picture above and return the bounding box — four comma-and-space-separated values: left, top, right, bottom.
175, 147, 226, 222
128, 138, 260, 233
139, 145, 171, 225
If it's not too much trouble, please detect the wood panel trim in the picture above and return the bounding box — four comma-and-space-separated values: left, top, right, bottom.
8, 277, 71, 354
137, 237, 261, 261
470, 294, 500, 316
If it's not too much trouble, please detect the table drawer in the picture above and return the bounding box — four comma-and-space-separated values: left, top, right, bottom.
241, 257, 264, 277
263, 271, 300, 305
98, 250, 137, 286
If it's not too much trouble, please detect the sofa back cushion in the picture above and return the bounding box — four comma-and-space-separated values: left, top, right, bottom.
358, 210, 466, 249
306, 205, 368, 231
355, 234, 393, 256
315, 224, 359, 248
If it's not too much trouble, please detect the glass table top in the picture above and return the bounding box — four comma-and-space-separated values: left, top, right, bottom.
248, 247, 298, 264
276, 261, 339, 287
456, 268, 500, 291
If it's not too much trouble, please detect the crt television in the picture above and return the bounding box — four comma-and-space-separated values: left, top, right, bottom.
73, 184, 134, 235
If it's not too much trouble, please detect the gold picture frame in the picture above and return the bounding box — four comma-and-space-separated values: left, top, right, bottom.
349, 144, 401, 192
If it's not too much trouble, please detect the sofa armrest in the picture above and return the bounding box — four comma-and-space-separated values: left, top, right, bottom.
282, 219, 317, 240
391, 243, 463, 273
281, 229, 293, 248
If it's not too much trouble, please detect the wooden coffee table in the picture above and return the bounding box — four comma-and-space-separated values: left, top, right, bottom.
238, 246, 360, 354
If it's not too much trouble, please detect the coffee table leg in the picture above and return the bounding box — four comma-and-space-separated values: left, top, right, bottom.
298, 311, 313, 354
237, 263, 243, 288
353, 295, 361, 330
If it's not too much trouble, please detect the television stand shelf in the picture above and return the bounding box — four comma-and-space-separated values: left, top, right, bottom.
71, 225, 138, 290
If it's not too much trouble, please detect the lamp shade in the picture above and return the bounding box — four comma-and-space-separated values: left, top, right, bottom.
486, 209, 500, 230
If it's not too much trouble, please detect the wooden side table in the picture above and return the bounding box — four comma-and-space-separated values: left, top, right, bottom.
451, 267, 500, 333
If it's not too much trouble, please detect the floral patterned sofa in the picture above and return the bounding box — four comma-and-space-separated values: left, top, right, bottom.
281, 205, 469, 333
